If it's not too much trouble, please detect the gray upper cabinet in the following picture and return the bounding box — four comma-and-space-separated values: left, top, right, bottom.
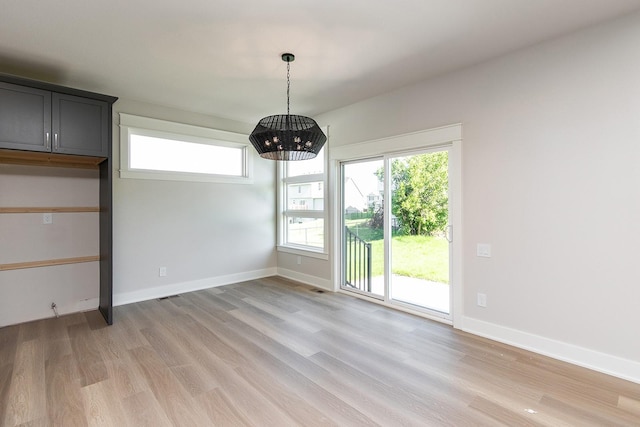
53, 93, 109, 157
0, 82, 109, 157
0, 82, 52, 152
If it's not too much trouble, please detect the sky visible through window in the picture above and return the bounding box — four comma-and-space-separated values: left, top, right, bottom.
130, 135, 243, 176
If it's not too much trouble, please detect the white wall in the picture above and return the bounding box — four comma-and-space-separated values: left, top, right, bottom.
311, 11, 640, 381
0, 165, 100, 326
112, 99, 277, 305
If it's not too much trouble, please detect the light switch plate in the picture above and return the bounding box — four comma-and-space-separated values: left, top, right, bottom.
477, 243, 491, 257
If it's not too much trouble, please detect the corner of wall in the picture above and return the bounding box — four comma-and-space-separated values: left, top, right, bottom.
277, 267, 334, 291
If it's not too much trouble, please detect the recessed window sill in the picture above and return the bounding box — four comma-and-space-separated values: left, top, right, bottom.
277, 245, 329, 260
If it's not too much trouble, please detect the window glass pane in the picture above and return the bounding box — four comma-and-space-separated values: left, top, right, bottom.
286, 218, 324, 248
287, 182, 324, 210
130, 134, 243, 176
287, 147, 325, 177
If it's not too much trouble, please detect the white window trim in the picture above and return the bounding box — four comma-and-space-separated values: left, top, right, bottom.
277, 131, 329, 255
119, 113, 253, 184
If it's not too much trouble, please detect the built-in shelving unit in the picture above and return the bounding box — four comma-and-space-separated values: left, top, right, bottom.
0, 74, 117, 325
1, 256, 101, 272
0, 206, 100, 213
0, 148, 105, 169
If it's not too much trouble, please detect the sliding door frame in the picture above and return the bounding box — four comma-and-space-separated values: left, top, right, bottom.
330, 124, 463, 327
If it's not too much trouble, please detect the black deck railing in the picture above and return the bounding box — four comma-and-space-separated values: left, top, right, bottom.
344, 226, 372, 292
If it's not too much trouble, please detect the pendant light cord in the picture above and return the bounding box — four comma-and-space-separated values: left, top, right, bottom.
286, 61, 291, 116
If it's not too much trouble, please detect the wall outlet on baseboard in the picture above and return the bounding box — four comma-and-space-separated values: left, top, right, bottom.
159, 267, 167, 277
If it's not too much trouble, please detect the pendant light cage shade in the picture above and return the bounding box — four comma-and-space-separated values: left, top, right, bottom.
249, 52, 327, 161
249, 114, 327, 160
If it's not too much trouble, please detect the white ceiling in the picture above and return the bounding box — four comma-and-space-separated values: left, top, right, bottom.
2, 0, 640, 124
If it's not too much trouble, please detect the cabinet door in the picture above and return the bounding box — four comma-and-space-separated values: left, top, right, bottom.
52, 93, 109, 157
0, 82, 51, 152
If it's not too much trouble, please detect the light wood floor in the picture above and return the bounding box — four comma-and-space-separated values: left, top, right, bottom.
1, 277, 639, 426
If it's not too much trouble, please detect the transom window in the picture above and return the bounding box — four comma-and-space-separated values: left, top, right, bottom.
119, 113, 252, 184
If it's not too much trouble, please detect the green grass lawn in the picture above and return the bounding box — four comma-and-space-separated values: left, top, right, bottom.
346, 219, 449, 284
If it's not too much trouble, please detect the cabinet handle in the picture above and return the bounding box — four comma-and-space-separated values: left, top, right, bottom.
54, 133, 59, 150
45, 132, 50, 149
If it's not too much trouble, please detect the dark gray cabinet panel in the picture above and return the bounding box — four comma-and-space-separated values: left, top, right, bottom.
0, 83, 109, 157
0, 82, 51, 152
53, 94, 109, 157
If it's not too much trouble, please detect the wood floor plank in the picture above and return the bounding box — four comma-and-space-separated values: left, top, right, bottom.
0, 325, 19, 366
178, 292, 237, 323
139, 326, 192, 368
618, 395, 640, 416
80, 379, 128, 427
1, 277, 639, 426
469, 396, 547, 427
311, 350, 475, 425
228, 307, 321, 357
17, 319, 46, 344
401, 355, 564, 425
195, 388, 253, 427
305, 354, 431, 426
107, 306, 150, 350
67, 323, 108, 387
102, 357, 148, 400
233, 365, 340, 427
120, 391, 173, 427
539, 393, 640, 426
128, 346, 209, 426
45, 354, 87, 427
0, 363, 14, 424
184, 304, 379, 426
169, 364, 215, 397
3, 339, 46, 426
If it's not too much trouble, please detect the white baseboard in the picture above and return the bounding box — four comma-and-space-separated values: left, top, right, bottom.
113, 267, 278, 306
461, 316, 640, 384
0, 298, 99, 328
277, 268, 333, 291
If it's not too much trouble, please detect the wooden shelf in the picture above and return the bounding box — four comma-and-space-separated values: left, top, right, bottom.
0, 255, 100, 271
0, 207, 100, 213
0, 149, 105, 169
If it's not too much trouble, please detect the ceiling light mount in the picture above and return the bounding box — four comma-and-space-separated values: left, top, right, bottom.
281, 53, 295, 63
249, 52, 327, 161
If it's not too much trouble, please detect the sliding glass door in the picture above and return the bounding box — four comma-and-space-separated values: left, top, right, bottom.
388, 151, 450, 313
341, 149, 451, 316
342, 159, 384, 298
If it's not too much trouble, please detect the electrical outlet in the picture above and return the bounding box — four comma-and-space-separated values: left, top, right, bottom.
297, 256, 302, 265
477, 293, 487, 307
159, 267, 167, 277
43, 213, 53, 224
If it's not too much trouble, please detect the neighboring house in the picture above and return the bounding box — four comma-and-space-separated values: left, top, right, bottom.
367, 192, 382, 211
289, 182, 324, 210
343, 177, 367, 213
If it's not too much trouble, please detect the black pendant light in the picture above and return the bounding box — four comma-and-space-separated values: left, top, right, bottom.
249, 53, 327, 161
